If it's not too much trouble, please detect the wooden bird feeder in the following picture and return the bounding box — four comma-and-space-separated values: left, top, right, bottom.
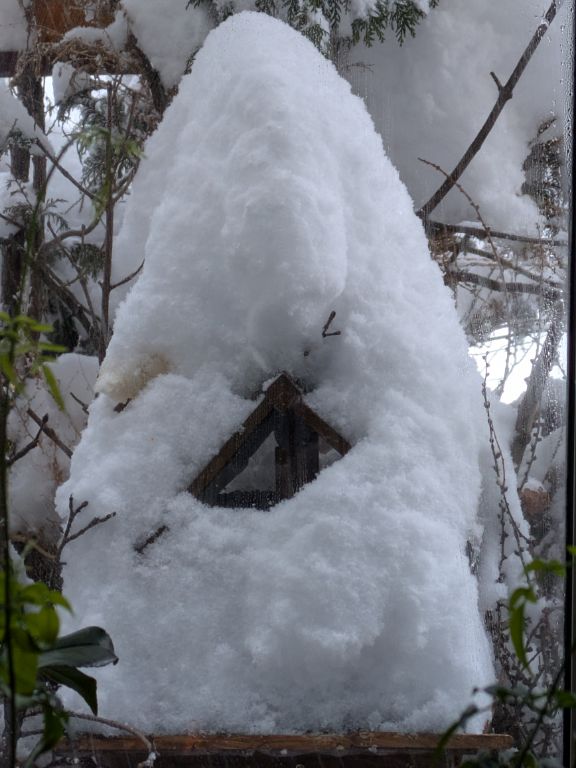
189, 372, 351, 510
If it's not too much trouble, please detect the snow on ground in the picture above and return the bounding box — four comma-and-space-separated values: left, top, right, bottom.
58, 12, 494, 734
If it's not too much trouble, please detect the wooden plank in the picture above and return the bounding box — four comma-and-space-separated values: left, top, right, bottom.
296, 402, 351, 457
265, 373, 302, 412
61, 732, 514, 754
190, 373, 301, 498
189, 396, 274, 496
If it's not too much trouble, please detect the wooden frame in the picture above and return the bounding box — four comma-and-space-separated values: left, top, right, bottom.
56, 732, 515, 768
189, 372, 351, 510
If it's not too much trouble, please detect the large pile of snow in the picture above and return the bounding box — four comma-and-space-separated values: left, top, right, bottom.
58, 12, 494, 734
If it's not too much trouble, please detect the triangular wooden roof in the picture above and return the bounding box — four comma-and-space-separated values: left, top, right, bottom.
189, 372, 350, 505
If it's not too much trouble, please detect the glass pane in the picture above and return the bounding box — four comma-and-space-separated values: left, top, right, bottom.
0, 1, 573, 765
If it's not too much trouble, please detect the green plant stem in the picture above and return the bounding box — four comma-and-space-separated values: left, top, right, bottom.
513, 643, 575, 766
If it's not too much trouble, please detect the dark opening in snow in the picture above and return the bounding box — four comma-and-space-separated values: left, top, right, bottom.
189, 372, 351, 510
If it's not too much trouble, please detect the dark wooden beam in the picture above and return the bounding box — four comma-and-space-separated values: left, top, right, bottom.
56, 731, 514, 766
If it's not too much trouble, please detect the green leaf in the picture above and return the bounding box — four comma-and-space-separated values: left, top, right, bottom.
435, 704, 479, 757
19, 582, 71, 611
525, 559, 566, 578
41, 363, 66, 410
39, 343, 67, 354
25, 606, 60, 647
0, 354, 19, 387
40, 665, 98, 714
508, 587, 536, 670
39, 626, 118, 669
0, 644, 39, 695
553, 690, 576, 708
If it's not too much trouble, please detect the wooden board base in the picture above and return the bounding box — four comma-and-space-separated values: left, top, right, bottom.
56, 732, 514, 768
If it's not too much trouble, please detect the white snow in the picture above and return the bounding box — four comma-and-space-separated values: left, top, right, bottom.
348, 0, 570, 234
59, 12, 494, 734
121, 0, 213, 89
9, 354, 99, 543
61, 11, 128, 52
0, 83, 51, 152
0, 0, 28, 52
51, 63, 94, 105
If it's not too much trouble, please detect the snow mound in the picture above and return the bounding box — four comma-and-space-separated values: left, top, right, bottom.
59, 12, 494, 733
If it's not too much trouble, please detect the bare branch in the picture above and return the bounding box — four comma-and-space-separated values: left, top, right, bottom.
135, 524, 168, 555
36, 142, 96, 201
490, 71, 504, 92
6, 413, 47, 466
58, 496, 116, 556
65, 511, 116, 544
69, 391, 89, 414
451, 271, 561, 302
417, 1, 559, 220
110, 260, 144, 291
26, 407, 72, 458
322, 310, 341, 338
126, 31, 168, 115
511, 302, 565, 468
66, 711, 156, 757
458, 245, 561, 288
425, 219, 566, 248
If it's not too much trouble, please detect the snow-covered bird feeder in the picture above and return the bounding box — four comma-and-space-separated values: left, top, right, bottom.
190, 372, 350, 510
57, 9, 509, 758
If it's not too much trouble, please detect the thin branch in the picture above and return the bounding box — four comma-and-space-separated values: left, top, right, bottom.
511, 301, 565, 468
36, 142, 96, 201
64, 511, 116, 545
109, 259, 144, 291
6, 414, 47, 466
25, 407, 72, 458
419, 157, 512, 308
66, 711, 157, 759
134, 524, 168, 555
451, 271, 561, 302
57, 495, 116, 555
69, 391, 89, 414
58, 496, 88, 558
458, 245, 561, 288
126, 32, 167, 115
417, 1, 559, 220
33, 260, 102, 345
490, 71, 504, 92
322, 310, 341, 338
425, 220, 567, 247
0, 211, 22, 229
